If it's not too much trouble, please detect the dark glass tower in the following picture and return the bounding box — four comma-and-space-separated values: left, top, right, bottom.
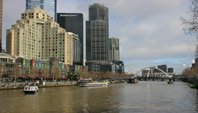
0, 0, 2, 52
86, 3, 109, 62
26, 0, 57, 20
57, 13, 83, 65
109, 38, 120, 61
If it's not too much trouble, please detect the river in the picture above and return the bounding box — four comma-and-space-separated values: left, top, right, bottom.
0, 81, 197, 113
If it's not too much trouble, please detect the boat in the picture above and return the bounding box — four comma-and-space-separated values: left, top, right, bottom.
81, 82, 108, 87
127, 77, 138, 84
77, 78, 108, 87
23, 85, 39, 94
167, 78, 173, 84
167, 81, 173, 84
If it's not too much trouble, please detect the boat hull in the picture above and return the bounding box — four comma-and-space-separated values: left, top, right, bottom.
23, 86, 38, 94
167, 81, 173, 84
80, 82, 108, 87
23, 91, 37, 94
127, 78, 138, 84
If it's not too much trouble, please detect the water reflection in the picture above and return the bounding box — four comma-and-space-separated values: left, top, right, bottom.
0, 82, 197, 113
78, 86, 122, 113
196, 90, 198, 112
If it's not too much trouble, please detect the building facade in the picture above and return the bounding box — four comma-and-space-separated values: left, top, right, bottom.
168, 68, 174, 73
57, 13, 83, 64
0, 0, 2, 52
6, 8, 73, 65
109, 38, 120, 61
86, 3, 109, 62
70, 33, 81, 64
26, 0, 57, 20
157, 65, 167, 72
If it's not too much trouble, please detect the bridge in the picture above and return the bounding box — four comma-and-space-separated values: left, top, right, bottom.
134, 66, 174, 81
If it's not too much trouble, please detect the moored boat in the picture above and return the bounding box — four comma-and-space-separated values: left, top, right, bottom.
23, 85, 39, 94
127, 77, 138, 84
81, 82, 108, 87
167, 81, 173, 84
77, 78, 108, 87
167, 78, 173, 84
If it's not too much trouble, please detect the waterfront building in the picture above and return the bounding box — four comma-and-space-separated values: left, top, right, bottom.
65, 32, 74, 65
26, 0, 57, 20
114, 61, 124, 73
86, 61, 112, 72
0, 0, 2, 52
6, 8, 73, 65
14, 57, 69, 78
0, 53, 15, 63
109, 38, 120, 61
68, 32, 81, 64
86, 3, 109, 62
168, 68, 174, 73
57, 13, 83, 64
158, 64, 167, 72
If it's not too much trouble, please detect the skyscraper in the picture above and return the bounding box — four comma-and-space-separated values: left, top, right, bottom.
86, 3, 109, 62
0, 0, 2, 52
57, 13, 83, 64
26, 0, 57, 20
109, 38, 120, 61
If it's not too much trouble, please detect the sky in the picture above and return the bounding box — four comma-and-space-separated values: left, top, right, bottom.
2, 0, 197, 74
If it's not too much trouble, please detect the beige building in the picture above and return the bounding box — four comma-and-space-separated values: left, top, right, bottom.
0, 0, 2, 52
65, 32, 73, 65
6, 8, 73, 65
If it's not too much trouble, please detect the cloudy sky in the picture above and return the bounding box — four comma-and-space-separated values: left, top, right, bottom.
2, 0, 196, 74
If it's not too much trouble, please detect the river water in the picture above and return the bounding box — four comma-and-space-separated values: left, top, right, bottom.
0, 81, 197, 113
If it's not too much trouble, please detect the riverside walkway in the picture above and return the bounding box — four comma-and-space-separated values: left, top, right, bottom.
0, 81, 77, 90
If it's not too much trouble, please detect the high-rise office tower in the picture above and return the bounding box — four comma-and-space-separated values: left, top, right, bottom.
57, 13, 83, 64
86, 3, 109, 62
26, 0, 57, 20
109, 38, 120, 61
0, 0, 2, 52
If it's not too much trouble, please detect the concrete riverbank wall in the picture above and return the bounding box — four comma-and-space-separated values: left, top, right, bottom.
0, 81, 77, 90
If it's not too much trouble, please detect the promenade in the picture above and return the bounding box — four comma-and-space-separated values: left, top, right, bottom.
0, 80, 77, 90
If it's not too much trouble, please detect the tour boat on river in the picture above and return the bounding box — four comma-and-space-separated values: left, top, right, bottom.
23, 85, 39, 94
77, 79, 109, 87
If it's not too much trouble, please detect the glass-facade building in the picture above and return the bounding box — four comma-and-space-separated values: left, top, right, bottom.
109, 38, 120, 61
86, 3, 109, 62
57, 13, 83, 65
26, 0, 57, 20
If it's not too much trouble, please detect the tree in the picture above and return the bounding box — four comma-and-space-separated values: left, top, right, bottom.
0, 63, 4, 78
51, 65, 61, 80
182, 0, 198, 57
41, 68, 49, 79
182, 0, 198, 35
12, 65, 21, 83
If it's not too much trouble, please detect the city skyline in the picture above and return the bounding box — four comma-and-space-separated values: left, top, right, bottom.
2, 0, 195, 73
